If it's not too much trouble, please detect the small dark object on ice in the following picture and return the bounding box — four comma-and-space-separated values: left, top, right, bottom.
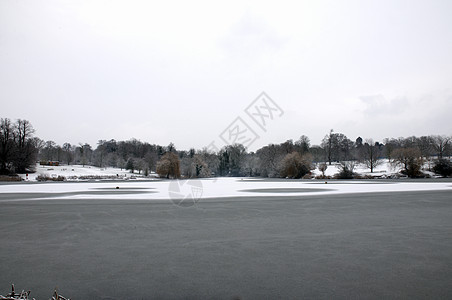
116, 186, 119, 189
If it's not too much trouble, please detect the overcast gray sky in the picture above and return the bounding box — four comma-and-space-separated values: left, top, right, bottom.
1, 0, 451, 150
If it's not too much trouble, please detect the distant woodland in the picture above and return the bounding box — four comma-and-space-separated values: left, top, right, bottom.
1, 118, 451, 178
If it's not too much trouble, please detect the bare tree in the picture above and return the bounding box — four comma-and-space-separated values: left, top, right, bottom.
318, 163, 328, 178
15, 120, 34, 149
198, 148, 220, 176
135, 158, 146, 174
335, 133, 354, 161
191, 155, 210, 178
280, 139, 294, 154
43, 141, 57, 161
94, 140, 107, 167
218, 144, 247, 176
432, 135, 450, 159
321, 129, 334, 165
166, 142, 176, 153
126, 157, 135, 173
180, 155, 192, 177
295, 135, 310, 154
242, 153, 260, 177
0, 119, 38, 174
383, 138, 398, 160
0, 118, 14, 174
77, 143, 92, 167
144, 151, 159, 172
117, 157, 126, 170
361, 139, 382, 173
309, 145, 325, 163
321, 130, 353, 164
417, 136, 433, 160
391, 148, 423, 178
13, 119, 37, 173
256, 144, 282, 177
62, 143, 73, 165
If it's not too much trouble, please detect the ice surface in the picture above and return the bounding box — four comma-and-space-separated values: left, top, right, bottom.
1, 177, 451, 201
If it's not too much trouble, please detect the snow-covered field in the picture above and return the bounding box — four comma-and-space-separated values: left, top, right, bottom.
310, 159, 438, 178
18, 163, 155, 181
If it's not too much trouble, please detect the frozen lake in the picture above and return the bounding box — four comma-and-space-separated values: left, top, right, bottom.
0, 179, 451, 299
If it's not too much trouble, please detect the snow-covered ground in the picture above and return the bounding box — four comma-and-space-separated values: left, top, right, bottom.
1, 177, 451, 202
18, 163, 156, 181
311, 160, 389, 177
311, 159, 438, 178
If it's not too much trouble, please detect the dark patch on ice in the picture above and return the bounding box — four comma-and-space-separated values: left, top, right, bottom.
0, 190, 157, 201
238, 178, 399, 184
240, 188, 333, 193
308, 181, 396, 185
91, 187, 155, 190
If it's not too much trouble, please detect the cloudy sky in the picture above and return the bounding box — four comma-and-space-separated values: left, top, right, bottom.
1, 0, 451, 150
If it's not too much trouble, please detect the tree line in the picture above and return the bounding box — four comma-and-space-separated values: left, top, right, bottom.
0, 118, 39, 175
1, 118, 451, 178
